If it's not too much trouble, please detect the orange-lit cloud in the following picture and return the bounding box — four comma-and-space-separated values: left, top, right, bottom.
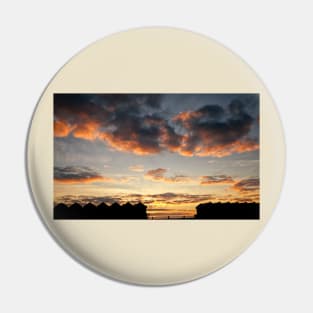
54, 120, 75, 137
54, 175, 137, 185
172, 100, 258, 157
54, 119, 101, 140
172, 110, 201, 123
72, 121, 100, 140
54, 176, 113, 184
230, 178, 260, 202
99, 132, 161, 155
183, 140, 259, 158
232, 178, 259, 192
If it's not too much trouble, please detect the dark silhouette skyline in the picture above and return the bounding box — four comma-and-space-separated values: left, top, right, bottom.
54, 201, 259, 220
195, 202, 259, 219
54, 202, 148, 219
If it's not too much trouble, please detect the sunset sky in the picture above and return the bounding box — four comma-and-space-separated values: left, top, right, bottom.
54, 94, 259, 218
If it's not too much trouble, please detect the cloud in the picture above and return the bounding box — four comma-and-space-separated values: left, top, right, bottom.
54, 120, 75, 137
54, 166, 138, 185
232, 178, 259, 192
72, 121, 100, 140
173, 100, 259, 157
230, 178, 260, 202
144, 168, 166, 180
99, 130, 161, 155
55, 192, 214, 206
54, 166, 112, 184
144, 168, 191, 183
200, 175, 234, 185
54, 94, 259, 157
147, 192, 214, 205
128, 164, 145, 172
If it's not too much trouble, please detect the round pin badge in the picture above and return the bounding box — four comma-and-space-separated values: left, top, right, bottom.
27, 27, 285, 285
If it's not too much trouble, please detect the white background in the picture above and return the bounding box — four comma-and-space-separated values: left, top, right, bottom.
1, 1, 312, 312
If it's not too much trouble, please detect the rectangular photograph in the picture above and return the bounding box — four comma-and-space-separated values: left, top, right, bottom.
54, 94, 259, 219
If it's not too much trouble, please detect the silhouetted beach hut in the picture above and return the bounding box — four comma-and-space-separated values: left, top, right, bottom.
97, 202, 109, 210
68, 202, 83, 219
83, 203, 97, 218
54, 203, 68, 219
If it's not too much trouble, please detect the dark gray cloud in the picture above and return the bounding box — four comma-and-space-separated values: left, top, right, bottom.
54, 166, 137, 184
54, 94, 259, 157
173, 99, 258, 156
54, 166, 111, 184
200, 175, 234, 185
232, 178, 260, 192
